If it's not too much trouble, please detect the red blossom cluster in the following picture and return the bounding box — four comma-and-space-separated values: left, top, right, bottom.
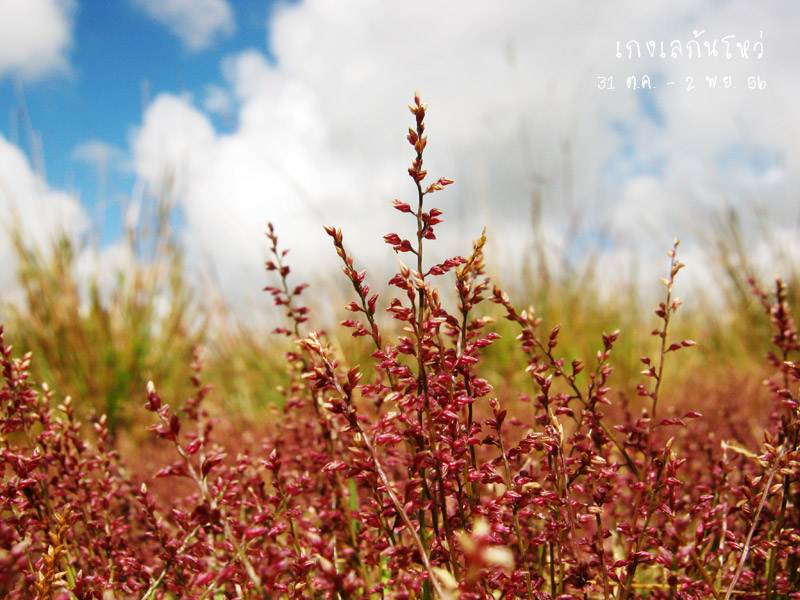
1, 92, 799, 599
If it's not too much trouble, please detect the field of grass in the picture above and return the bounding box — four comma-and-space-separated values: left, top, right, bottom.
1, 92, 799, 599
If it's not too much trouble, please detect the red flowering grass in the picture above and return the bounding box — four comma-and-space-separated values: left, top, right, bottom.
1, 92, 799, 599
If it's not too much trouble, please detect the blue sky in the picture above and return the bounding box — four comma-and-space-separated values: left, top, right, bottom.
1, 0, 293, 245
0, 0, 798, 309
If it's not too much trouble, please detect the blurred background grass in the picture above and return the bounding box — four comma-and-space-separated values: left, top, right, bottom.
0, 194, 794, 443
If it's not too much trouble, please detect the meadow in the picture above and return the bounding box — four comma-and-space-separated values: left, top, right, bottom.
1, 92, 798, 599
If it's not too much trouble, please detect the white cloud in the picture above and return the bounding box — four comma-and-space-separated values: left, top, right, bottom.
0, 0, 75, 80
203, 84, 235, 119
132, 0, 235, 52
0, 133, 89, 305
71, 139, 125, 170
133, 94, 217, 198
131, 0, 800, 310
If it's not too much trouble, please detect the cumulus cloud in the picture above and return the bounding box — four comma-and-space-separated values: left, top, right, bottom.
132, 0, 800, 309
0, 0, 75, 80
134, 94, 217, 198
132, 0, 235, 52
202, 84, 235, 120
0, 133, 89, 305
71, 139, 125, 171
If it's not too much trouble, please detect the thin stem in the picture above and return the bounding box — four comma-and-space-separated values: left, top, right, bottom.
689, 549, 722, 600
618, 452, 667, 600
496, 419, 534, 598
724, 458, 782, 600
304, 337, 449, 599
